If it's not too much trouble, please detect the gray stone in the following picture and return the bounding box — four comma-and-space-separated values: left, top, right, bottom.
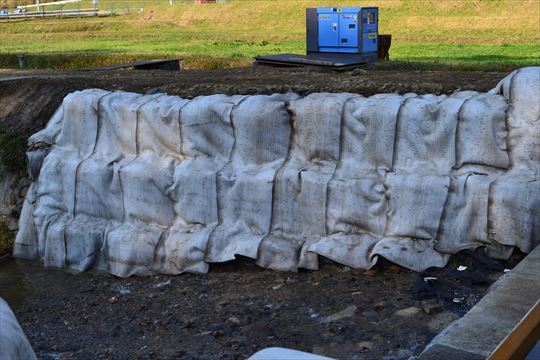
421, 300, 444, 315
394, 306, 421, 318
320, 305, 357, 323
427, 311, 460, 332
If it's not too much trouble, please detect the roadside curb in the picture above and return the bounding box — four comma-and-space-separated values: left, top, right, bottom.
419, 245, 540, 359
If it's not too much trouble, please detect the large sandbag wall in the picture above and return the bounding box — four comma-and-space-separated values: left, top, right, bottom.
14, 67, 539, 277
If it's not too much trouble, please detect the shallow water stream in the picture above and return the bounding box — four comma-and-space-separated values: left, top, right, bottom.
0, 256, 106, 309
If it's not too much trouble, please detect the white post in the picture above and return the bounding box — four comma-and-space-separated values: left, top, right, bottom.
35, 0, 40, 12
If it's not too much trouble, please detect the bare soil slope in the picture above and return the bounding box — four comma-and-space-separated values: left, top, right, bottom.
0, 65, 506, 136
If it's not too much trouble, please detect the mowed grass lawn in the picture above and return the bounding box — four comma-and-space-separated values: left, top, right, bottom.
0, 0, 539, 70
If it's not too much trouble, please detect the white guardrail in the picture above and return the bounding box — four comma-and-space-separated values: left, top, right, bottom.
16, 0, 84, 9
0, 9, 103, 20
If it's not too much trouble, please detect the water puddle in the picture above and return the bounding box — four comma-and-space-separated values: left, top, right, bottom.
0, 256, 105, 309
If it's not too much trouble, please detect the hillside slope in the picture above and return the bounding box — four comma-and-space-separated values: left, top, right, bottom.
0, 0, 539, 69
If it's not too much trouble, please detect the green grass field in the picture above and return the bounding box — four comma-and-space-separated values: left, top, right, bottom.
0, 0, 539, 70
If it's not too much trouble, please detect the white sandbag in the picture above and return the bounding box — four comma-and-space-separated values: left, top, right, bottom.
119, 95, 186, 226
206, 93, 299, 263
74, 92, 146, 221
32, 152, 76, 268
26, 91, 110, 267
258, 93, 355, 270
302, 233, 379, 270
325, 94, 403, 235
120, 153, 176, 225
384, 173, 449, 240
491, 67, 540, 171
65, 214, 107, 272
136, 94, 186, 157
13, 183, 38, 259
301, 95, 402, 270
159, 94, 245, 274
106, 222, 165, 277
155, 221, 213, 274
486, 67, 540, 254
455, 94, 509, 169
55, 90, 111, 156
371, 237, 450, 272
326, 172, 387, 236
488, 174, 540, 253
337, 94, 403, 172
435, 173, 501, 254
0, 298, 36, 360
392, 96, 462, 174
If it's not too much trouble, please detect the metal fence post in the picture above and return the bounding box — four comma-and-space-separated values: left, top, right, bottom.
18, 54, 26, 69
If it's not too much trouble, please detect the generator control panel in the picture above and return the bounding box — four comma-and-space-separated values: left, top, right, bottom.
307, 7, 378, 57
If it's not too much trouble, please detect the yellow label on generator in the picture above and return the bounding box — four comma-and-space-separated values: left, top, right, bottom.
368, 33, 377, 39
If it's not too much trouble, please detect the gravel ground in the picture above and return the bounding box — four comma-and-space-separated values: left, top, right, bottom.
1, 253, 524, 360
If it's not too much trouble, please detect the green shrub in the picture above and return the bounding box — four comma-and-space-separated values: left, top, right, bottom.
0, 130, 26, 173
0, 219, 15, 256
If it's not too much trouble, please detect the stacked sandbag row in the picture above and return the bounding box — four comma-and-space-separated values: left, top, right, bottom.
14, 67, 539, 276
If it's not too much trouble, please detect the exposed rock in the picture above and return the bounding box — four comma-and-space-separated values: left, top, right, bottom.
394, 306, 422, 318
421, 300, 444, 315
356, 341, 374, 351
320, 305, 357, 323
427, 311, 460, 332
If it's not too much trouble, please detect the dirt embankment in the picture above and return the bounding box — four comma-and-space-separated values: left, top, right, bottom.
0, 65, 507, 137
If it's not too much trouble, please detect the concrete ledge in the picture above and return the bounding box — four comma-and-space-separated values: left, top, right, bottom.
420, 245, 540, 360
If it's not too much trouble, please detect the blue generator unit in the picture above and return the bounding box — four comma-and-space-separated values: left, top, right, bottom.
254, 6, 386, 69
307, 7, 378, 62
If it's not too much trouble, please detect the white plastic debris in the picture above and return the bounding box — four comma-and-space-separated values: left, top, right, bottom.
114, 286, 131, 295
457, 266, 468, 271
320, 305, 357, 323
13, 67, 540, 276
248, 347, 333, 360
152, 280, 171, 289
